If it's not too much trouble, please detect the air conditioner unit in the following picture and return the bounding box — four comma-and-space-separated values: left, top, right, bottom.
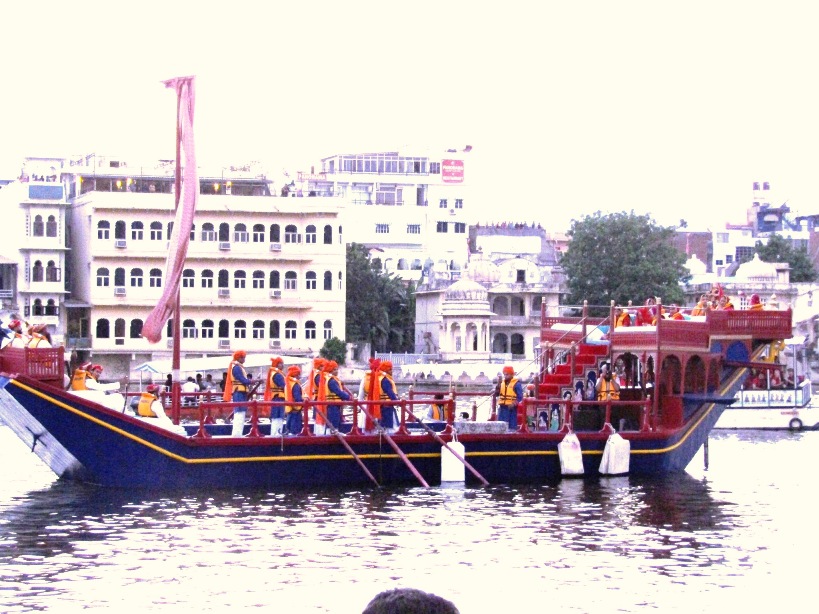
218, 339, 231, 349
218, 288, 230, 297
270, 290, 281, 299
270, 243, 282, 252
270, 339, 281, 348
166, 338, 174, 348
114, 286, 126, 296
219, 242, 231, 250
114, 239, 127, 248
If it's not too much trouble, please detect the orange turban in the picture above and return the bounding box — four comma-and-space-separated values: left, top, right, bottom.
313, 357, 326, 368
270, 356, 283, 366
503, 366, 514, 375
287, 365, 301, 377
325, 360, 338, 372
380, 361, 393, 372
233, 350, 246, 360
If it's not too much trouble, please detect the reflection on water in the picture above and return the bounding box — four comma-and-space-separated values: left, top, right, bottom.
1, 427, 818, 613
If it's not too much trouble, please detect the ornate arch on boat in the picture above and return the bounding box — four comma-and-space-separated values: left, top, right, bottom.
725, 340, 750, 363
684, 355, 706, 395
660, 354, 682, 395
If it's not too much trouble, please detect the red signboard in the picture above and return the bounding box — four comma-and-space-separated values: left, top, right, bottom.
442, 159, 464, 183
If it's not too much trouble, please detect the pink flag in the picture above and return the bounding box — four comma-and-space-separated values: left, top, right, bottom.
141, 76, 199, 343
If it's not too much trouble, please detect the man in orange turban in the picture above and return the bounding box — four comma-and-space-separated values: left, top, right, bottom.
265, 356, 286, 436
496, 366, 523, 431
285, 364, 304, 435
224, 350, 253, 436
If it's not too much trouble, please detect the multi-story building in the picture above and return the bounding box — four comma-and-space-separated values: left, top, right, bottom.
0, 157, 69, 343
296, 148, 473, 284
62, 155, 346, 377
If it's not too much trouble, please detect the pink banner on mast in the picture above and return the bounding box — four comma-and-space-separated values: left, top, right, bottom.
141, 76, 199, 343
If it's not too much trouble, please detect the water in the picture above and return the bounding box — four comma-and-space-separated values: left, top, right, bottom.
1, 426, 817, 613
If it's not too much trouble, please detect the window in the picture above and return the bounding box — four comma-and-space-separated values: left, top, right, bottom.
182, 319, 198, 339
252, 271, 265, 289
270, 270, 280, 289
114, 267, 126, 286
96, 318, 110, 339
454, 198, 463, 209
46, 261, 59, 282
252, 224, 265, 243
725, 255, 734, 264
201, 223, 217, 242
130, 268, 144, 287
32, 260, 44, 282
96, 267, 110, 287
252, 320, 265, 339
218, 319, 230, 339
150, 222, 163, 241
97, 221, 110, 240
324, 271, 332, 291
149, 268, 162, 288
715, 259, 723, 266
323, 225, 332, 244
115, 220, 126, 240
324, 320, 332, 340
284, 271, 297, 290
182, 269, 194, 288
736, 246, 754, 262
285, 320, 297, 340
130, 319, 143, 338
201, 319, 215, 339
233, 320, 247, 339
131, 221, 144, 241
306, 271, 317, 290
269, 320, 280, 339
218, 269, 229, 289
285, 225, 298, 243
407, 224, 420, 234
32, 215, 44, 236
32, 299, 43, 316
234, 271, 246, 289
234, 223, 249, 243
716, 233, 729, 243
270, 224, 281, 243
46, 215, 57, 237
201, 270, 214, 288
436, 221, 448, 233
439, 198, 448, 208
516, 269, 526, 283
305, 321, 316, 340
305, 225, 317, 244
454, 222, 466, 234
430, 162, 441, 174
218, 223, 230, 242
44, 299, 57, 316
375, 224, 390, 234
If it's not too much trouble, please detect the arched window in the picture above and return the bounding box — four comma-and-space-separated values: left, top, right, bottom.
305, 225, 317, 244
131, 221, 144, 240
323, 225, 332, 244
285, 224, 298, 243
252, 224, 265, 242
96, 267, 110, 286
182, 319, 197, 339
115, 220, 126, 240
149, 268, 162, 288
270, 270, 280, 289
114, 318, 126, 344
96, 318, 111, 339
234, 223, 248, 243
218, 319, 230, 338
97, 220, 110, 240
233, 270, 246, 289
46, 215, 58, 237
252, 270, 265, 289
269, 320, 280, 339
233, 319, 247, 339
32, 215, 44, 236
201, 319, 215, 339
130, 268, 144, 287
269, 224, 281, 243
252, 320, 265, 339
46, 261, 59, 282
284, 271, 297, 290
32, 299, 43, 316
285, 320, 297, 340
218, 222, 230, 242
114, 267, 125, 286
324, 271, 332, 291
324, 320, 333, 340
218, 269, 229, 288
150, 221, 163, 241
32, 260, 44, 282
201, 269, 214, 288
182, 269, 195, 288
305, 320, 316, 340
130, 319, 143, 338
44, 299, 57, 316
305, 271, 317, 290
201, 223, 216, 242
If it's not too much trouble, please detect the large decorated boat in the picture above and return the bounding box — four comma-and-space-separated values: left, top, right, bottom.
0, 77, 795, 489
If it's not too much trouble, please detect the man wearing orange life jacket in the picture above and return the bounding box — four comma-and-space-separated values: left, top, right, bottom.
496, 366, 523, 431
284, 365, 305, 435
305, 357, 326, 401
596, 363, 621, 401
369, 361, 399, 433
264, 356, 286, 436
6, 319, 29, 348
70, 362, 94, 391
27, 324, 52, 347
318, 360, 350, 434
223, 350, 254, 437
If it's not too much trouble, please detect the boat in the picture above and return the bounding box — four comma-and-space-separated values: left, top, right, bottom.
0, 77, 796, 489
713, 337, 819, 431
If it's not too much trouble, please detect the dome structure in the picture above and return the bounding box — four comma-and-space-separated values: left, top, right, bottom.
735, 253, 776, 281
467, 253, 501, 284
685, 254, 707, 276
444, 277, 488, 302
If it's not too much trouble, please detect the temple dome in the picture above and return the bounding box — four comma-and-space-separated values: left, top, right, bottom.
444, 277, 488, 302
735, 253, 776, 281
467, 254, 501, 283
685, 253, 707, 276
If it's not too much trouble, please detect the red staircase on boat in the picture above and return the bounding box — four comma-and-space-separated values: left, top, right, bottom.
539, 343, 608, 398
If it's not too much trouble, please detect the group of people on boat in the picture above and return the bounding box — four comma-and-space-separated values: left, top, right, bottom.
0, 317, 52, 349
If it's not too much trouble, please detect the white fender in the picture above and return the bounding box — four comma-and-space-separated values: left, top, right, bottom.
441, 441, 466, 483
558, 432, 584, 476
600, 432, 631, 475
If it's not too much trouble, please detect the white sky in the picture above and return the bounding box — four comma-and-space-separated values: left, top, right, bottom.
2, 1, 819, 233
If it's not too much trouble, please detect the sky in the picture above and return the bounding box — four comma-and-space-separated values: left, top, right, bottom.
3, 1, 819, 233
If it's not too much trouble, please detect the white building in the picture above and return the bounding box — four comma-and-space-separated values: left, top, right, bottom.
0, 157, 69, 344
298, 148, 473, 284
61, 155, 346, 377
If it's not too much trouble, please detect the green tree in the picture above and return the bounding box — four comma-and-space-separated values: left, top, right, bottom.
345, 243, 415, 355
754, 234, 817, 283
560, 211, 689, 310
319, 337, 347, 365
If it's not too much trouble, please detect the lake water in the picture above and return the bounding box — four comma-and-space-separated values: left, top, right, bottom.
0, 425, 816, 613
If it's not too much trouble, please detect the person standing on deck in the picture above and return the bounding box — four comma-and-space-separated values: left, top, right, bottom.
596, 363, 621, 401
223, 350, 253, 437
264, 356, 286, 436
320, 360, 350, 433
496, 366, 523, 431
285, 365, 305, 435
374, 361, 399, 433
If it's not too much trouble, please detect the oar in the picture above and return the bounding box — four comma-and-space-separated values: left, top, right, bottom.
359, 403, 429, 488
313, 404, 380, 488
405, 409, 489, 486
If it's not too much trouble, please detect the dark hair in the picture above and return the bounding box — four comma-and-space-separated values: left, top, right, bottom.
362, 588, 459, 614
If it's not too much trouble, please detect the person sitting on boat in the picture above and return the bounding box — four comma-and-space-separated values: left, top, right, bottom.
374, 361, 400, 433
70, 362, 94, 391
135, 384, 180, 429
690, 294, 709, 316
669, 305, 685, 320
427, 393, 447, 421
285, 364, 305, 435
636, 298, 656, 326
748, 294, 764, 310
87, 364, 122, 392
496, 366, 524, 431
223, 350, 254, 437
27, 323, 52, 347
614, 306, 632, 328
716, 294, 735, 310
784, 368, 796, 389
596, 363, 621, 402
264, 356, 287, 436
770, 368, 783, 388
317, 360, 350, 435
5, 319, 30, 348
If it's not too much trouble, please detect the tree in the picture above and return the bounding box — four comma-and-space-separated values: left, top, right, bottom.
754, 234, 817, 283
345, 243, 415, 355
559, 211, 689, 310
319, 337, 347, 365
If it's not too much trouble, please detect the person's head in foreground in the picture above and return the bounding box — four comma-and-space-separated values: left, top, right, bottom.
362, 587, 459, 614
